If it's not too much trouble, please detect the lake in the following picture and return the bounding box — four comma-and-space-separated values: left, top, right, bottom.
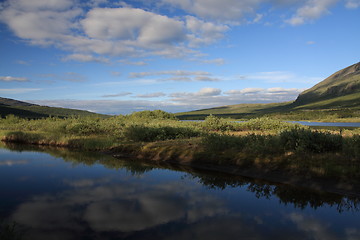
289, 121, 360, 127
1, 143, 359, 240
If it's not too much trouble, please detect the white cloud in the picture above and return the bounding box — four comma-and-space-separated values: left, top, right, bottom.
162, 0, 263, 22
286, 0, 338, 26
197, 87, 222, 96
0, 1, 222, 61
118, 60, 148, 66
1, 0, 352, 64
136, 92, 167, 98
11, 0, 74, 11
0, 3, 81, 41
129, 70, 211, 79
225, 88, 264, 95
28, 85, 303, 114
128, 70, 220, 82
345, 0, 360, 8
185, 16, 229, 47
0, 88, 41, 94
101, 92, 132, 98
81, 7, 186, 46
0, 76, 29, 82
62, 54, 109, 63
194, 76, 220, 82
200, 58, 225, 65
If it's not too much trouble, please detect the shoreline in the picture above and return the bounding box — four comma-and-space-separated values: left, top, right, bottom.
106, 143, 360, 198
2, 132, 360, 198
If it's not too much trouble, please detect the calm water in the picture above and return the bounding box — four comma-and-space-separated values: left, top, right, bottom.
1, 143, 360, 240
289, 121, 360, 127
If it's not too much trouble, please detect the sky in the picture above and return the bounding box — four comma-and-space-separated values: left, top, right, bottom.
0, 0, 359, 115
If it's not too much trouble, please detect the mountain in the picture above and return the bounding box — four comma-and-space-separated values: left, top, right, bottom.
0, 97, 106, 119
176, 62, 360, 119
294, 62, 360, 107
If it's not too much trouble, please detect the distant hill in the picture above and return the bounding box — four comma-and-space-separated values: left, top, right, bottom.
176, 62, 360, 120
294, 62, 360, 107
0, 97, 106, 119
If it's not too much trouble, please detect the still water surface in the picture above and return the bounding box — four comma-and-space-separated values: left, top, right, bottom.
1, 143, 360, 240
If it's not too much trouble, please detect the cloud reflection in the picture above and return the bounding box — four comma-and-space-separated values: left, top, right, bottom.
10, 178, 227, 239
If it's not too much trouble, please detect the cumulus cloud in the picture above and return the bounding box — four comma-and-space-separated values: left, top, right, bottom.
81, 7, 185, 45
0, 0, 355, 64
162, 0, 263, 22
62, 53, 109, 63
0, 76, 28, 82
0, 0, 225, 61
185, 16, 229, 47
286, 0, 338, 26
197, 87, 222, 96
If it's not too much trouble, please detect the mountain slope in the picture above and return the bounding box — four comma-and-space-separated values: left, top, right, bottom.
176, 62, 360, 120
0, 97, 105, 119
294, 62, 360, 106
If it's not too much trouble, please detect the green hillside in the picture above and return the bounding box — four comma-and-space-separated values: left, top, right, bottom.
0, 97, 106, 119
177, 63, 360, 120
294, 62, 360, 105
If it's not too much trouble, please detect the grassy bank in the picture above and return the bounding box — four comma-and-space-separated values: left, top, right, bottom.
1, 111, 360, 183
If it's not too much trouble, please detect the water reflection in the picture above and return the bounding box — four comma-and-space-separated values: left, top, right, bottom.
1, 143, 360, 240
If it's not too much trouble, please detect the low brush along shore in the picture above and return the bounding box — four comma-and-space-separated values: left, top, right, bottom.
1, 113, 360, 197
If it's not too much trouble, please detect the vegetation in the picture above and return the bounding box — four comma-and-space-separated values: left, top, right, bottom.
1, 110, 360, 182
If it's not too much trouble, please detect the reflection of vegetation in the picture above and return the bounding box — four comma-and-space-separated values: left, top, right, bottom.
2, 143, 360, 213
0, 221, 23, 240
183, 171, 360, 213
1, 143, 154, 176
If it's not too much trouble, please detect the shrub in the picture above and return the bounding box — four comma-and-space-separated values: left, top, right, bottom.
202, 133, 245, 151
127, 110, 177, 120
342, 134, 360, 159
124, 125, 201, 142
238, 117, 299, 131
280, 128, 343, 153
202, 115, 234, 132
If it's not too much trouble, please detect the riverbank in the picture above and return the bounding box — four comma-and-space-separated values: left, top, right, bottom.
1, 112, 360, 197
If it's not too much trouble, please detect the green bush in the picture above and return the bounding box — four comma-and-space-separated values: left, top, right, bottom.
124, 125, 201, 142
202, 133, 283, 155
280, 128, 343, 153
202, 133, 245, 151
238, 117, 299, 131
202, 115, 234, 132
342, 134, 360, 159
127, 110, 177, 120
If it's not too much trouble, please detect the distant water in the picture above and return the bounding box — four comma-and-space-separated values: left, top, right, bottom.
1, 143, 359, 240
289, 121, 360, 127
182, 120, 360, 127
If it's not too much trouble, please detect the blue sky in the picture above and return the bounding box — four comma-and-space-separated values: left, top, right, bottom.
0, 0, 359, 114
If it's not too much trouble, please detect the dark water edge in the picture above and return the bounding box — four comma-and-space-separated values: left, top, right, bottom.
1, 142, 360, 240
